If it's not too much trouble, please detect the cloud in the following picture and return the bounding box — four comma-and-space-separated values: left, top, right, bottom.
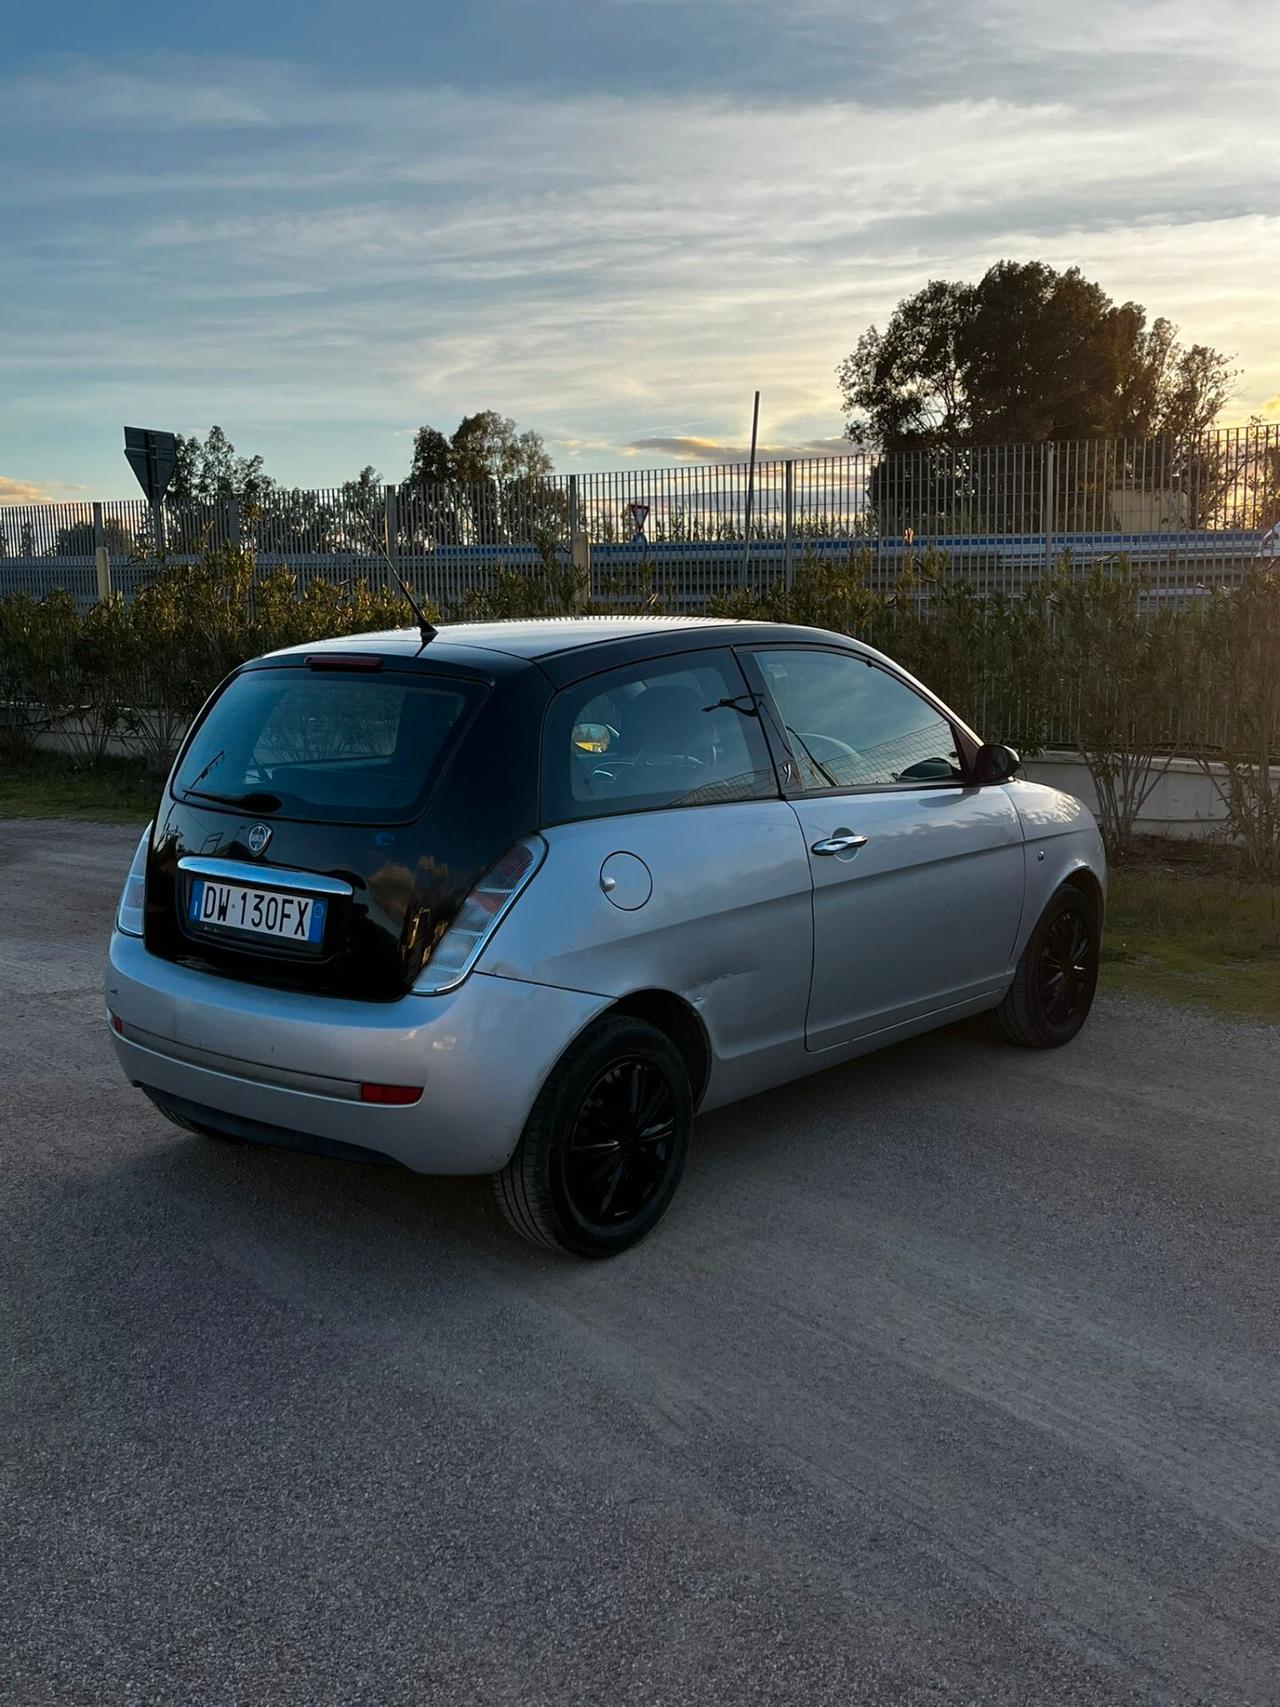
626, 436, 850, 464
1, 29, 1278, 490
0, 59, 292, 130
0, 476, 58, 504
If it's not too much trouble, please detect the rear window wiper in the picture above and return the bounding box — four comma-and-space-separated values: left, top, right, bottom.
185, 788, 283, 812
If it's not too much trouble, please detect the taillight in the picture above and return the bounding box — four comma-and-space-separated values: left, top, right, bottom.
115, 823, 153, 938
413, 835, 546, 995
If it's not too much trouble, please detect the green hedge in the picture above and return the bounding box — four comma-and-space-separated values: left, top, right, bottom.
3, 546, 1279, 871
0, 552, 406, 767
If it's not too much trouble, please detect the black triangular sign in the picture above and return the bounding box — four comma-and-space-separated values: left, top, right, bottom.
124, 426, 178, 504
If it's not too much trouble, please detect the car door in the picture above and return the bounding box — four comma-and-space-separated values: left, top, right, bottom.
739, 644, 1026, 1052
478, 646, 816, 1094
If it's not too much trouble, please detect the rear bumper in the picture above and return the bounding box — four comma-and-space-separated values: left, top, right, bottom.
105, 931, 609, 1173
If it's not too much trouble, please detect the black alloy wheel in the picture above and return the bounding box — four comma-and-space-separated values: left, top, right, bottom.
994, 883, 1101, 1048
494, 1015, 693, 1257
1036, 906, 1095, 1029
561, 1056, 679, 1227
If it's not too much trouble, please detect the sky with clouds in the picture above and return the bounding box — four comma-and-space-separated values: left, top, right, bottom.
2, 0, 1278, 501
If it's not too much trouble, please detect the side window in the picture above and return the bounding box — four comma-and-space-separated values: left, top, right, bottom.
750, 648, 963, 792
544, 651, 777, 823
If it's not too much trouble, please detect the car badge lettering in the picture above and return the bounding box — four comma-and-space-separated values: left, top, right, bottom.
246, 824, 273, 857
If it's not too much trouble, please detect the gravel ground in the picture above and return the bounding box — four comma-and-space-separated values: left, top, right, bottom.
2, 817, 1279, 1706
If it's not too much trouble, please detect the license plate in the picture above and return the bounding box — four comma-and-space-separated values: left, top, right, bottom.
188, 879, 327, 947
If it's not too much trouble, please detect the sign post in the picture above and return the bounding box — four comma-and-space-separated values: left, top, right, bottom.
124, 426, 179, 556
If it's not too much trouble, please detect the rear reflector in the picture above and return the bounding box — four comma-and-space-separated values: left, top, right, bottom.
110, 1013, 124, 1035
359, 1082, 422, 1106
306, 654, 384, 671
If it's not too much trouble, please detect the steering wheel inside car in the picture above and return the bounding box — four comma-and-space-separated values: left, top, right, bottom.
798, 732, 860, 763
631, 748, 708, 771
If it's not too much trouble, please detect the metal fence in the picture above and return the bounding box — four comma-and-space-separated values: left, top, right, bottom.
2, 427, 1277, 610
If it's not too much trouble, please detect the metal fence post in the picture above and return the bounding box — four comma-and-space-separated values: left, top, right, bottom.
568, 474, 590, 608
92, 502, 111, 602
784, 460, 795, 587
226, 495, 243, 553
383, 485, 399, 594
1043, 442, 1056, 571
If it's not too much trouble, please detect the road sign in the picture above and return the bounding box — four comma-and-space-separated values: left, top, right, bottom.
124, 426, 178, 505
626, 501, 650, 544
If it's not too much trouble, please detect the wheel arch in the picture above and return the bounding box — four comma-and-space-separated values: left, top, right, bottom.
604, 989, 712, 1108
1060, 862, 1105, 919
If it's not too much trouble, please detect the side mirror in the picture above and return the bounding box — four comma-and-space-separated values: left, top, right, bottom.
972, 742, 1021, 785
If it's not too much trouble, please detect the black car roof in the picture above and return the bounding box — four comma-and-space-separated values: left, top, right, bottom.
272, 616, 882, 686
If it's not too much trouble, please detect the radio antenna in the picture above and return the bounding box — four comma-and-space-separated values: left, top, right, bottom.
354, 501, 438, 648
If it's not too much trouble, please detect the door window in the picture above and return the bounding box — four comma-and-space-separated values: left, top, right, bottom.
749, 648, 963, 792
544, 651, 777, 823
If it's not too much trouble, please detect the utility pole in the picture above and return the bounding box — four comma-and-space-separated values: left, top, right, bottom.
741, 390, 760, 587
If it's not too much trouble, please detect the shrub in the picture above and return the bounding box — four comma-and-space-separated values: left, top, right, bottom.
1044, 560, 1190, 855
872, 562, 1055, 756
710, 549, 885, 636
0, 550, 427, 771
1184, 572, 1280, 875
1, 542, 1276, 875
0, 590, 81, 756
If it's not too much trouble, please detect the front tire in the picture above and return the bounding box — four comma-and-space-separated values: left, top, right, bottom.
493, 1015, 693, 1258
994, 883, 1101, 1048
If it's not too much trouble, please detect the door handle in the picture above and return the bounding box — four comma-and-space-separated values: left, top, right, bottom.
810, 833, 868, 856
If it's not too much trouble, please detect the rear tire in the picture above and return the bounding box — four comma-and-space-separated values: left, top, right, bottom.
994, 883, 1101, 1048
493, 1015, 693, 1258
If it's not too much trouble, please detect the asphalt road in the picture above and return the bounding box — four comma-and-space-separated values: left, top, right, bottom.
3, 819, 1280, 1707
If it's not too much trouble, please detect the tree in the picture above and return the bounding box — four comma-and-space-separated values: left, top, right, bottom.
53, 517, 137, 558
338, 465, 385, 555
403, 412, 557, 544
407, 427, 453, 489
839, 279, 971, 450
405, 427, 460, 544
160, 425, 277, 555
839, 262, 1235, 452
407, 413, 553, 488
1151, 336, 1237, 444
167, 425, 275, 513
449, 411, 553, 485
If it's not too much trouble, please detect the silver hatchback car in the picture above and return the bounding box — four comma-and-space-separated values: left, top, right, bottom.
107, 617, 1105, 1256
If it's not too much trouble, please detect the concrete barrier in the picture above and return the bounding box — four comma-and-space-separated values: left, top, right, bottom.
1023, 752, 1230, 840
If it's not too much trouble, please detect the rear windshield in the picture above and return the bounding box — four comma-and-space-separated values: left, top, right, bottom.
173, 666, 484, 824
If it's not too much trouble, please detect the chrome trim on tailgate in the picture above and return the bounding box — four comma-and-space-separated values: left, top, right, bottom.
176, 857, 355, 897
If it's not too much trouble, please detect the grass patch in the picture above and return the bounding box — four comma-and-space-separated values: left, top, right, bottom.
0, 752, 156, 824
1103, 846, 1280, 1021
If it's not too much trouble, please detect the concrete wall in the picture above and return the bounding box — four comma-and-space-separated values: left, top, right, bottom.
1023, 752, 1229, 840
